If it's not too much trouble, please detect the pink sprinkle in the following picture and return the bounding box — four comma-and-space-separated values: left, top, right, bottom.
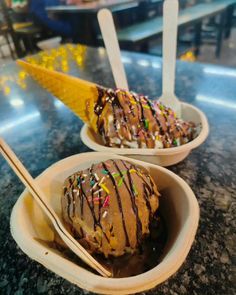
102, 195, 110, 208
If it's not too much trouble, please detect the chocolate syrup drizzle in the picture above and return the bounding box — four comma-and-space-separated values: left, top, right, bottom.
112, 160, 143, 244
63, 160, 159, 255
93, 87, 196, 148
102, 162, 130, 247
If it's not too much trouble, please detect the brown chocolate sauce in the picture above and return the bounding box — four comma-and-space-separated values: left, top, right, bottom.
114, 160, 143, 244
42, 214, 167, 278
102, 162, 130, 247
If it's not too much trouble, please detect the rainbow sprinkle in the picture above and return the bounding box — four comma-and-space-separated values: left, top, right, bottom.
143, 104, 150, 110
118, 176, 124, 187
144, 119, 149, 129
173, 139, 178, 146
94, 188, 103, 195
133, 185, 138, 195
102, 169, 109, 175
103, 195, 110, 207
112, 172, 120, 178
100, 183, 110, 194
99, 177, 105, 185
102, 211, 108, 218
129, 169, 136, 173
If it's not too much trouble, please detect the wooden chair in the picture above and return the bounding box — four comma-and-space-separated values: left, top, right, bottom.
0, 0, 42, 58
0, 0, 19, 58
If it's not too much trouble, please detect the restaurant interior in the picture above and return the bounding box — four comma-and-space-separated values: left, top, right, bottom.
0, 0, 235, 64
0, 1, 235, 295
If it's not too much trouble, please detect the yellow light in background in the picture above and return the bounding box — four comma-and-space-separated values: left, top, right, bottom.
0, 44, 88, 94
180, 50, 196, 62
4, 86, 11, 95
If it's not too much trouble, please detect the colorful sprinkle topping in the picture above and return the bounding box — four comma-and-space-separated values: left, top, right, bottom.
143, 104, 150, 109
159, 104, 164, 111
90, 180, 95, 186
103, 195, 110, 208
144, 119, 149, 129
102, 169, 109, 175
112, 172, 120, 178
133, 184, 138, 195
102, 211, 108, 218
118, 176, 124, 187
94, 188, 103, 195
100, 183, 110, 194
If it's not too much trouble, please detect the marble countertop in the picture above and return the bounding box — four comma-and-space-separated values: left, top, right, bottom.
0, 45, 235, 294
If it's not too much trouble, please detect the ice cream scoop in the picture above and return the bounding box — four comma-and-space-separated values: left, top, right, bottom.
61, 159, 160, 257
94, 88, 196, 148
17, 61, 197, 149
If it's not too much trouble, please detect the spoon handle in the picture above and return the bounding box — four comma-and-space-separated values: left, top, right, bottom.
98, 8, 129, 90
162, 0, 179, 96
0, 138, 111, 277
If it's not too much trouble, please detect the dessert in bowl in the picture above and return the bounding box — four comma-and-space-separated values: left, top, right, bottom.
81, 98, 209, 166
17, 61, 209, 166
11, 152, 199, 294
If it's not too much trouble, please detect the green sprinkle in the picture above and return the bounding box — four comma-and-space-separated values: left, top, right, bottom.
112, 173, 120, 178
90, 180, 95, 186
118, 176, 124, 187
133, 184, 138, 195
144, 119, 149, 129
102, 169, 108, 175
159, 104, 164, 111
173, 139, 177, 146
143, 104, 150, 109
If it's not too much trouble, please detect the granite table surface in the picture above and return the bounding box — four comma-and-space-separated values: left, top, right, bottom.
0, 45, 235, 295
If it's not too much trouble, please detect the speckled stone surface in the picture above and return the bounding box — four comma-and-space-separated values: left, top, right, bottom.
0, 46, 235, 295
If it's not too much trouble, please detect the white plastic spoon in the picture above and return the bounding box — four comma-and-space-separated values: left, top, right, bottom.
159, 0, 181, 117
98, 8, 129, 90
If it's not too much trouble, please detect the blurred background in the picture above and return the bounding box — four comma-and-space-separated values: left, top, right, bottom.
0, 0, 235, 66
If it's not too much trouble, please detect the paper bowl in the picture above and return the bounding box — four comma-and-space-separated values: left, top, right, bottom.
81, 102, 209, 166
10, 152, 199, 294
37, 37, 62, 50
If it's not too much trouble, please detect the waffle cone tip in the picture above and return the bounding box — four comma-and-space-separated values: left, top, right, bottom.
17, 60, 99, 129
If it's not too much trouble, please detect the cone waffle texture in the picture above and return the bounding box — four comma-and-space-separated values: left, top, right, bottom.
17, 60, 99, 128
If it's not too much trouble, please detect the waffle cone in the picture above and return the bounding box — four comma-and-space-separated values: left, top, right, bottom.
17, 60, 99, 130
